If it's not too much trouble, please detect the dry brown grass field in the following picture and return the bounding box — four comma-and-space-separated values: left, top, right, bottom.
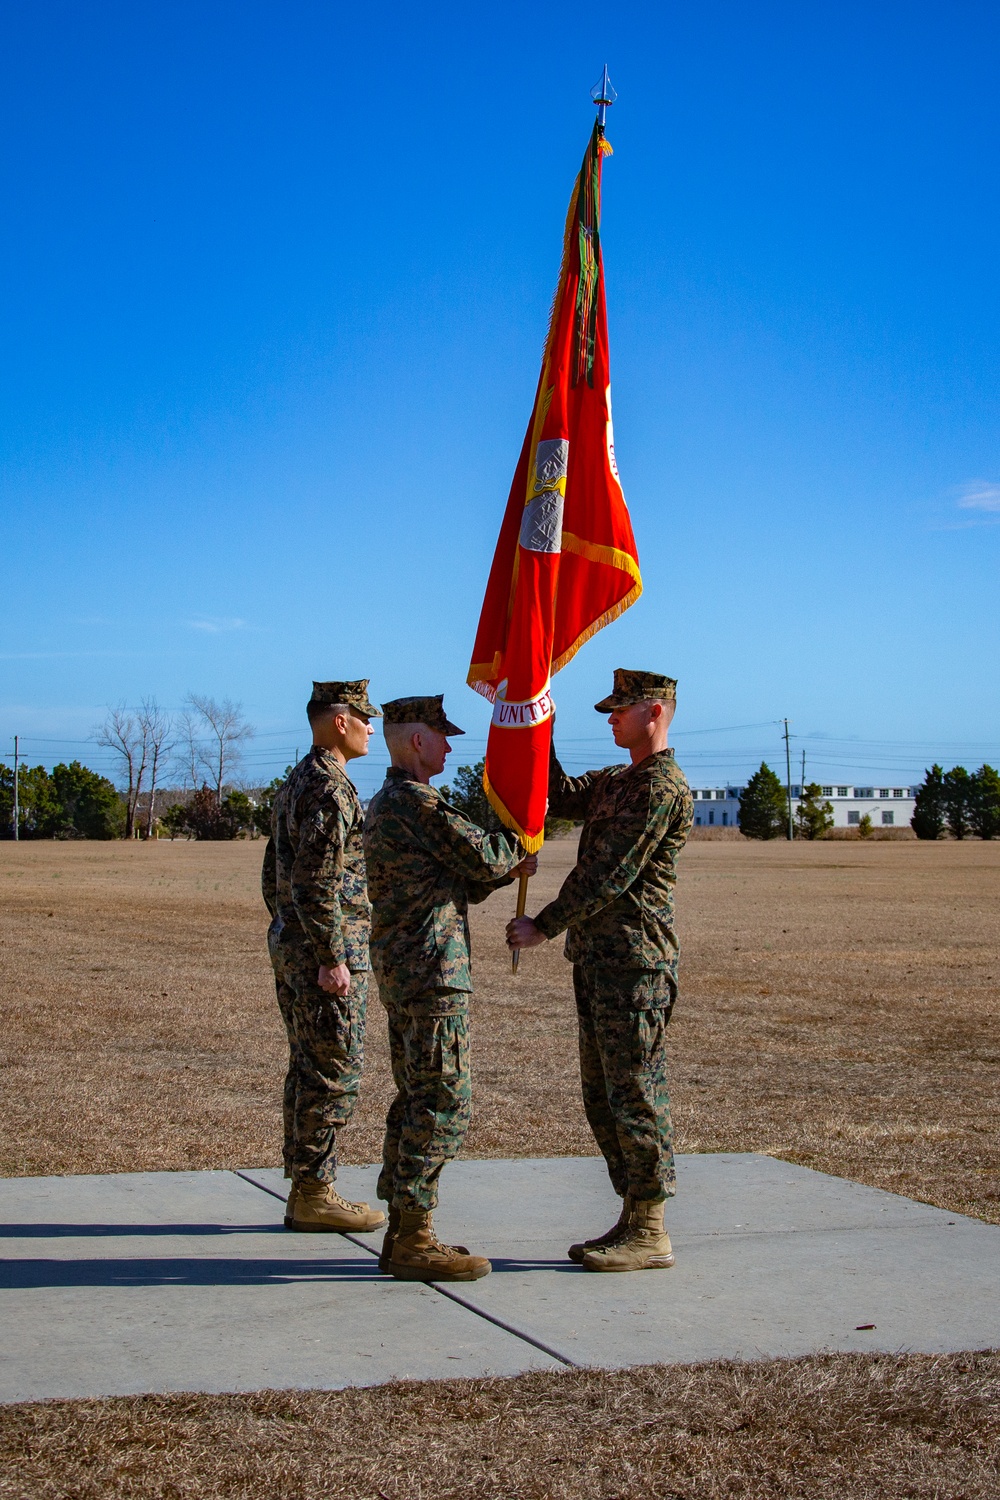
0, 835, 997, 1220
2, 834, 999, 1498
3, 1354, 999, 1500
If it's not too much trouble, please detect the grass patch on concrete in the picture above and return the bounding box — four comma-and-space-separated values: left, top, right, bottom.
2, 1352, 998, 1498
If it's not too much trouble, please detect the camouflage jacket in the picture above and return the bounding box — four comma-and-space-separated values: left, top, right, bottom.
363, 767, 521, 998
261, 747, 371, 971
534, 746, 693, 969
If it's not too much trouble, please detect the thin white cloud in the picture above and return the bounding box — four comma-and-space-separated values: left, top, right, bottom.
186, 617, 252, 634
956, 480, 1000, 513
928, 479, 1000, 530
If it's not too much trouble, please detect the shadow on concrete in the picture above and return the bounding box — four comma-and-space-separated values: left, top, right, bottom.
486, 1257, 580, 1275
0, 1224, 286, 1240
1, 1257, 383, 1289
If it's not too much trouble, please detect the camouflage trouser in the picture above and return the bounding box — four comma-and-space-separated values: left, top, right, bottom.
268, 928, 368, 1184
375, 982, 472, 1213
573, 965, 675, 1203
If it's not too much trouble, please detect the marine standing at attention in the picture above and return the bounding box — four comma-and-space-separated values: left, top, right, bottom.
363, 695, 535, 1282
506, 669, 692, 1272
261, 680, 386, 1236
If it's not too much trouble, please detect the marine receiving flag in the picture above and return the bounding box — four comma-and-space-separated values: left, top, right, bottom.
468, 117, 642, 853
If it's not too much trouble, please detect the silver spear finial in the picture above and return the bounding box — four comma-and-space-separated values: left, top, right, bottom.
590, 65, 617, 130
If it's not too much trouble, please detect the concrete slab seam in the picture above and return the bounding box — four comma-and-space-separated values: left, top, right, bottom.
428, 1284, 578, 1369
233, 1169, 291, 1203
231, 1171, 578, 1369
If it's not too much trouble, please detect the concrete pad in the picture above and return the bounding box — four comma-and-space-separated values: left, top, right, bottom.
436, 1155, 1000, 1367
238, 1166, 578, 1368
0, 1168, 562, 1403
3, 1155, 997, 1403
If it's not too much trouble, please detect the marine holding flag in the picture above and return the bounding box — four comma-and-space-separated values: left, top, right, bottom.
469, 109, 694, 1273
508, 671, 692, 1274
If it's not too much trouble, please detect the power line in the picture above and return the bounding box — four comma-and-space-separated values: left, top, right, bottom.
672, 719, 781, 737
6, 726, 997, 752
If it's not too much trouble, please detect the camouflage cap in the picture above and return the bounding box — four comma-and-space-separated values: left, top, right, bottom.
594, 668, 677, 712
381, 694, 465, 736
308, 679, 382, 717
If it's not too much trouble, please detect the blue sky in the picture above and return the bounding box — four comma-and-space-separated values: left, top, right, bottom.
2, 0, 998, 798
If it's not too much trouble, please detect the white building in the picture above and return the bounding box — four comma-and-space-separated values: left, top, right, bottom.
689, 782, 919, 830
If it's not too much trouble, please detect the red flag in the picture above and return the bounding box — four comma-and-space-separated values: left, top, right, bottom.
468, 120, 642, 852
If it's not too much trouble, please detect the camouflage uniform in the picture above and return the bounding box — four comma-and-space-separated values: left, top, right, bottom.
364, 696, 521, 1213
261, 680, 380, 1186
533, 669, 692, 1204
375, 982, 473, 1215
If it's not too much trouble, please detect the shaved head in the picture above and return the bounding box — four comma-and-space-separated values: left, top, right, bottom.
383, 721, 424, 757
643, 697, 675, 728
307, 699, 349, 728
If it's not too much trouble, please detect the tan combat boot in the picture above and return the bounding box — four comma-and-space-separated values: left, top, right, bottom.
378, 1206, 400, 1274
581, 1198, 675, 1272
289, 1181, 386, 1234
283, 1183, 299, 1229
389, 1209, 491, 1282
379, 1206, 469, 1274
567, 1194, 633, 1263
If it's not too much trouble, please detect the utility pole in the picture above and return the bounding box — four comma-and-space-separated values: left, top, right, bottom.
12, 735, 19, 841
783, 719, 794, 841
801, 748, 806, 792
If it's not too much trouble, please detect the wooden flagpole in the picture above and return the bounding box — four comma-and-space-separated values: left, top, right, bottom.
511, 870, 529, 975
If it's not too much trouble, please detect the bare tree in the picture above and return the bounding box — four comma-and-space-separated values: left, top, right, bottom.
175, 708, 201, 793
182, 693, 255, 806
94, 704, 147, 839
137, 698, 174, 838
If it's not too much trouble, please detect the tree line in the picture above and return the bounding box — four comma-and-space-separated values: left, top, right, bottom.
0, 760, 125, 839
911, 765, 1000, 840
2, 694, 268, 841
736, 762, 1000, 840
8, 726, 997, 846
